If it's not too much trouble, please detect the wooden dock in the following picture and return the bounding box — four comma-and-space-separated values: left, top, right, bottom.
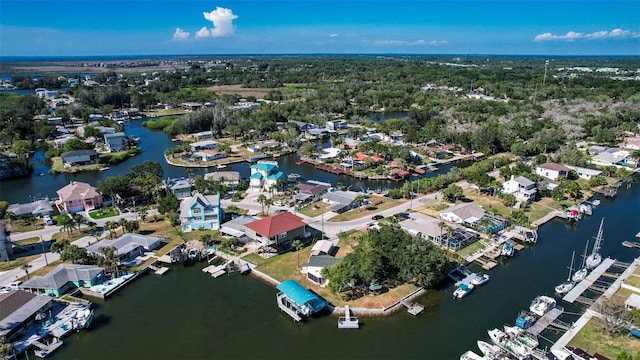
148, 264, 170, 275
473, 257, 498, 270
202, 262, 231, 278
563, 258, 615, 303
400, 300, 424, 315
33, 339, 64, 358
527, 307, 565, 336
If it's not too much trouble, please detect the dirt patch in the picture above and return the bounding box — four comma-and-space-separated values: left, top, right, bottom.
206, 83, 306, 99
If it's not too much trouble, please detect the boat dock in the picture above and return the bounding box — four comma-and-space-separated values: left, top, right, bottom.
148, 264, 170, 275
562, 258, 615, 303
527, 307, 567, 336
202, 261, 232, 278
400, 299, 424, 315
33, 338, 64, 358
338, 305, 360, 329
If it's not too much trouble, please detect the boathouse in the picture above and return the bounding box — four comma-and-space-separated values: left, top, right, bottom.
276, 279, 327, 317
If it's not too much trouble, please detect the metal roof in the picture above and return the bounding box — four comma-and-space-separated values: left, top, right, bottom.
276, 279, 327, 314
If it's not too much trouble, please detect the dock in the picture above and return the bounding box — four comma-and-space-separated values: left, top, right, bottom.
338, 305, 360, 329
202, 261, 232, 278
148, 264, 170, 275
527, 307, 566, 336
563, 258, 615, 303
623, 241, 640, 249
400, 299, 424, 316
33, 339, 64, 358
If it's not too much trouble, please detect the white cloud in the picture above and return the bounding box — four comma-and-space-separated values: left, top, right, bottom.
202, 7, 238, 37
330, 33, 339, 38
371, 39, 446, 46
172, 27, 190, 40
195, 27, 211, 39
535, 28, 640, 42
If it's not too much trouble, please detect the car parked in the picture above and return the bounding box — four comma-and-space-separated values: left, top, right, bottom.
372, 215, 384, 220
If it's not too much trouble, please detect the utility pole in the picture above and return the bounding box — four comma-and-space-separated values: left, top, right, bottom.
40, 236, 48, 266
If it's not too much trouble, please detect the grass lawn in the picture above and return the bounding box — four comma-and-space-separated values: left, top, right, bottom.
89, 206, 117, 219
0, 254, 41, 272
13, 237, 41, 246
23, 260, 63, 280
297, 202, 329, 217
329, 195, 405, 222
456, 241, 484, 257
568, 319, 640, 359
626, 272, 640, 289
7, 220, 44, 233
419, 199, 451, 217
51, 157, 103, 173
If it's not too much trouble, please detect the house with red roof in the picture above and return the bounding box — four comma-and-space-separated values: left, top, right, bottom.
244, 212, 308, 253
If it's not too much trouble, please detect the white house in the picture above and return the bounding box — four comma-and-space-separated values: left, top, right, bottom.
502, 176, 537, 203
399, 213, 448, 245
86, 233, 161, 262
326, 120, 348, 131
440, 203, 485, 225
189, 140, 218, 152
249, 160, 284, 191
566, 165, 603, 180
535, 163, 570, 181
624, 137, 640, 150
191, 150, 227, 162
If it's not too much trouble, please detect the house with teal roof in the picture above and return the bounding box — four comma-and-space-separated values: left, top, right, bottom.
249, 160, 283, 191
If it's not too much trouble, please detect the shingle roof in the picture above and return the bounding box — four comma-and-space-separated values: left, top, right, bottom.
244, 212, 306, 238
86, 233, 160, 255
538, 162, 570, 172
441, 203, 485, 222
21, 264, 104, 290
7, 200, 53, 217
0, 290, 52, 337
204, 171, 240, 182
56, 181, 100, 202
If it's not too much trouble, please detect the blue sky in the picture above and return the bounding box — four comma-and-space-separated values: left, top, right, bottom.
1, 1, 639, 56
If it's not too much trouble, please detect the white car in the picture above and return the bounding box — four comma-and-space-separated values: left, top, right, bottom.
273, 201, 284, 207
9, 281, 23, 289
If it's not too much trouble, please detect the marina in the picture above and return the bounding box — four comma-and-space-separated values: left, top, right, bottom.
562, 257, 615, 303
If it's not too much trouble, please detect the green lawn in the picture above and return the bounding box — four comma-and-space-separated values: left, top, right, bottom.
297, 202, 328, 217
568, 320, 640, 359
456, 241, 484, 257
88, 206, 117, 219
13, 237, 41, 246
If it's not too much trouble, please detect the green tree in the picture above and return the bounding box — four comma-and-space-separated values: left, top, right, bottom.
97, 246, 120, 277
501, 193, 517, 207
158, 193, 179, 214
256, 194, 268, 215
292, 239, 303, 268
442, 184, 464, 203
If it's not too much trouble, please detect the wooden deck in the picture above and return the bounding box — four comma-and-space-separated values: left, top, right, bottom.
400, 300, 424, 315
563, 258, 615, 303
527, 307, 564, 336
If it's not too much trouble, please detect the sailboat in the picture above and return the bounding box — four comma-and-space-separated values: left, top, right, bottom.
555, 251, 575, 294
572, 240, 589, 282
586, 218, 605, 269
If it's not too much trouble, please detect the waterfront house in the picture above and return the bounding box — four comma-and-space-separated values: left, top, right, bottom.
624, 136, 640, 150
294, 180, 332, 204
162, 177, 192, 199
301, 255, 343, 286
204, 171, 241, 189
440, 202, 485, 224
0, 221, 12, 262
104, 132, 127, 152
182, 102, 203, 111
219, 215, 256, 243
321, 190, 367, 213
244, 212, 307, 253
289, 120, 316, 133
179, 193, 222, 232
399, 213, 448, 246
535, 162, 570, 181
443, 228, 479, 251
189, 140, 218, 152
565, 165, 603, 180
305, 128, 331, 140
55, 181, 103, 214
502, 175, 537, 204
20, 264, 105, 297
0, 290, 53, 343
191, 150, 227, 162
247, 140, 281, 153
249, 160, 283, 191
7, 200, 53, 219
591, 148, 632, 167
86, 233, 161, 262
326, 120, 348, 131
61, 149, 99, 167
191, 130, 213, 141
53, 134, 77, 149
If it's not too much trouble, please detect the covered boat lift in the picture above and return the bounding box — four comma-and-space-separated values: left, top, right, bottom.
276, 280, 327, 321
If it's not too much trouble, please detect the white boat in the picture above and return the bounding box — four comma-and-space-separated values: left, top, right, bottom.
337, 305, 359, 329
216, 163, 227, 169
453, 283, 474, 299
555, 251, 575, 294
74, 307, 94, 329
501, 241, 514, 257
187, 248, 200, 261
503, 325, 539, 349
573, 239, 590, 282
487, 328, 530, 359
471, 273, 490, 286
529, 295, 556, 317
477, 340, 501, 357
592, 199, 600, 207
460, 350, 484, 360
586, 218, 605, 270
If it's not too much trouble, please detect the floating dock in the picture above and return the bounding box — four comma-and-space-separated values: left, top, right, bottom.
202, 261, 232, 278
400, 300, 424, 316
563, 258, 615, 303
527, 307, 566, 336
338, 305, 359, 329
148, 264, 170, 275
33, 338, 64, 358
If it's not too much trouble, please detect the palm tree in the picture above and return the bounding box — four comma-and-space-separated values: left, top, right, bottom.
264, 198, 273, 216
256, 194, 268, 215
104, 220, 115, 239
354, 194, 365, 211
292, 239, 303, 268
97, 246, 120, 278
58, 216, 73, 235
21, 264, 30, 279
73, 214, 87, 233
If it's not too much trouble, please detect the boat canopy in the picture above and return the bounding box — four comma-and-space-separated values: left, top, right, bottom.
276, 280, 327, 314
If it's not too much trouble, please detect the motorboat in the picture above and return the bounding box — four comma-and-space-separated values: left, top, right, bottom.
477, 340, 502, 357
453, 283, 474, 299
471, 273, 490, 286
487, 328, 530, 359
592, 199, 600, 207
501, 241, 514, 257
216, 163, 227, 169
187, 248, 200, 262
503, 325, 539, 349
585, 218, 605, 270
555, 251, 575, 294
515, 311, 537, 330
460, 350, 484, 360
529, 295, 556, 317
74, 307, 94, 329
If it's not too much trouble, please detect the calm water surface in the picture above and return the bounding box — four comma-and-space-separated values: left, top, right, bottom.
47, 183, 640, 360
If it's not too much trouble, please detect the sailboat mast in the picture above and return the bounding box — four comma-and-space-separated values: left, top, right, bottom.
591, 218, 605, 256
567, 251, 575, 281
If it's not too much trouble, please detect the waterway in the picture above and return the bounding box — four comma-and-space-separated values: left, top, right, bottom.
0, 118, 463, 204
45, 182, 639, 359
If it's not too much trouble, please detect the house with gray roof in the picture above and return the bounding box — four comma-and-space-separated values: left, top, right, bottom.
0, 290, 53, 342
7, 200, 53, 218
20, 264, 105, 297
399, 213, 448, 246
219, 215, 255, 243
61, 149, 99, 167
321, 190, 367, 213
86, 233, 161, 261
565, 165, 603, 180
301, 255, 343, 286
502, 175, 537, 204
162, 177, 192, 199
294, 181, 332, 203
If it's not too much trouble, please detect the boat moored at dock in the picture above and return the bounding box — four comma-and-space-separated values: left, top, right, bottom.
555, 251, 575, 294
453, 283, 474, 299
529, 295, 556, 317
586, 218, 605, 269
470, 273, 490, 286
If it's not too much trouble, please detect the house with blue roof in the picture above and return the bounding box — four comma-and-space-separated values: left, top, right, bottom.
249, 160, 284, 191
276, 279, 328, 318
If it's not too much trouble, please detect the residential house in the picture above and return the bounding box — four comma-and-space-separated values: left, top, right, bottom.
322, 190, 367, 213
219, 215, 255, 243
566, 165, 603, 180
301, 255, 343, 286
179, 193, 222, 232
244, 212, 308, 253
20, 264, 104, 297
230, 101, 261, 110
182, 102, 203, 111
53, 134, 77, 149
399, 213, 448, 246
536, 162, 571, 181
294, 180, 332, 204
204, 171, 241, 188
61, 149, 99, 167
0, 290, 53, 343
0, 221, 12, 262
189, 140, 218, 152
444, 228, 480, 251
247, 141, 280, 153
7, 200, 53, 218
47, 117, 63, 125
191, 130, 213, 141
309, 239, 334, 256
502, 175, 537, 203
162, 177, 192, 199
440, 202, 486, 224
624, 137, 640, 150
55, 181, 103, 214
326, 120, 348, 131
624, 293, 640, 311
591, 148, 632, 167
288, 120, 316, 132
249, 160, 284, 191
191, 150, 227, 162
104, 132, 127, 152
86, 233, 161, 261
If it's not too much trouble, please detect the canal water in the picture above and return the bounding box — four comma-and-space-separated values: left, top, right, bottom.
1, 119, 463, 204
45, 182, 639, 360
